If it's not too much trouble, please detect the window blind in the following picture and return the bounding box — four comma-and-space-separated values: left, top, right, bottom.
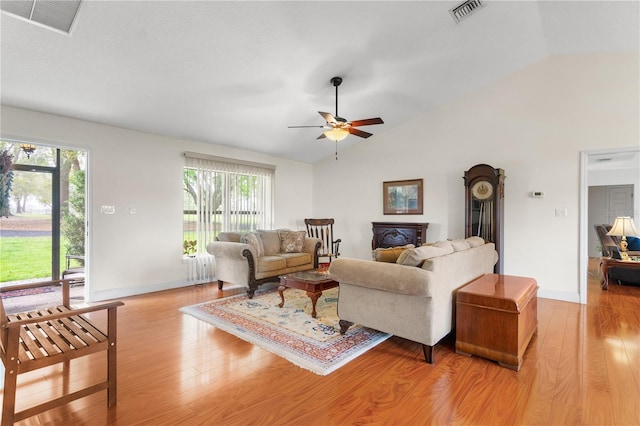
183, 153, 274, 253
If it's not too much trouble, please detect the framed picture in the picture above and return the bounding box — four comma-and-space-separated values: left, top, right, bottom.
383, 179, 423, 215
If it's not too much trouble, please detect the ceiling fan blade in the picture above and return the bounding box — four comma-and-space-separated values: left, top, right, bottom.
348, 127, 373, 138
349, 117, 384, 127
318, 111, 337, 125
288, 125, 325, 128
316, 133, 327, 140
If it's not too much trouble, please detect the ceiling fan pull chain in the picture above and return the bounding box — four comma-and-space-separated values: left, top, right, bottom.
335, 140, 338, 160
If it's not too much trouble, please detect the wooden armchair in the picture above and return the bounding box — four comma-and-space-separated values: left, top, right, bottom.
305, 218, 341, 263
0, 279, 123, 425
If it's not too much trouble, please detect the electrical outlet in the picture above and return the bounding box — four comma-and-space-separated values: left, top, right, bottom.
101, 205, 115, 215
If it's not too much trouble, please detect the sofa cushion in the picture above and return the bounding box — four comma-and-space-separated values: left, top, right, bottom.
433, 240, 454, 252
279, 230, 306, 253
397, 243, 454, 267
372, 244, 415, 263
279, 252, 311, 268
257, 255, 287, 273
241, 232, 264, 257
258, 230, 282, 256
466, 236, 485, 248
450, 239, 471, 252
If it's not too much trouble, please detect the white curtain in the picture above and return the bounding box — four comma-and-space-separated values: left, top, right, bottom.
184, 153, 274, 254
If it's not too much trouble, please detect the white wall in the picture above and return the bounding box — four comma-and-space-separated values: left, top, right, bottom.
2, 53, 638, 303
313, 52, 640, 303
0, 106, 314, 301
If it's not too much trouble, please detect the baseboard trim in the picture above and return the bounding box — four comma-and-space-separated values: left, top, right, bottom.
538, 288, 580, 304
89, 279, 215, 302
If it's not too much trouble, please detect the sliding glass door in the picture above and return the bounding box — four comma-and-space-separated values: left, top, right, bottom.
0, 141, 85, 285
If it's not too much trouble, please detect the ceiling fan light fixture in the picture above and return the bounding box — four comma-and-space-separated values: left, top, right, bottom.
323, 128, 349, 142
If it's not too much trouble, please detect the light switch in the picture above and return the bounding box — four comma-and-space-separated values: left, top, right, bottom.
555, 208, 568, 217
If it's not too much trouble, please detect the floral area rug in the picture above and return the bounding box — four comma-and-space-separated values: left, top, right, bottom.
180, 287, 391, 375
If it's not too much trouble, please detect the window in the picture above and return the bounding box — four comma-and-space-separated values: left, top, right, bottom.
183, 153, 274, 255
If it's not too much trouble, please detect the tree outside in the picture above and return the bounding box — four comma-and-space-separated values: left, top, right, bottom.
61, 168, 85, 258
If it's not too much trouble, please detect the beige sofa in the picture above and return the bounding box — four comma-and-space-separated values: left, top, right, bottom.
329, 237, 498, 363
207, 230, 322, 298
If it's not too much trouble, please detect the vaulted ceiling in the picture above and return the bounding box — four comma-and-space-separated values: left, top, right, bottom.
1, 1, 638, 163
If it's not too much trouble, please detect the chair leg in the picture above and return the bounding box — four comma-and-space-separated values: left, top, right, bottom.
107, 307, 118, 407
422, 344, 434, 364
2, 367, 17, 426
2, 328, 20, 426
218, 280, 224, 290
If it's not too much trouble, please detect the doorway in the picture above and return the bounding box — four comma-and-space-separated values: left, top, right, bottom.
0, 141, 86, 287
580, 148, 640, 304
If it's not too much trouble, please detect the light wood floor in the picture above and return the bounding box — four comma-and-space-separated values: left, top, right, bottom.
2, 259, 639, 425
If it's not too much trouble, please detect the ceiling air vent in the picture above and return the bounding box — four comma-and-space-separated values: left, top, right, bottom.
450, 0, 485, 24
1, 0, 82, 35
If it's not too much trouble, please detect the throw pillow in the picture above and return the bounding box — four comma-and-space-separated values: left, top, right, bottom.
258, 230, 282, 255
627, 236, 640, 251
241, 232, 264, 257
372, 244, 415, 263
396, 244, 453, 267
279, 230, 306, 253
396, 248, 412, 265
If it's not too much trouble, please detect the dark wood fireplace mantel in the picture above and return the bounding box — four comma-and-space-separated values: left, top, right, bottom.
372, 222, 429, 250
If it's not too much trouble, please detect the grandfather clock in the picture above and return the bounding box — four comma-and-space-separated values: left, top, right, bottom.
464, 164, 505, 273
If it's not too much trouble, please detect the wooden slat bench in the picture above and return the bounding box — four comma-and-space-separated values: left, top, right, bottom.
0, 279, 123, 425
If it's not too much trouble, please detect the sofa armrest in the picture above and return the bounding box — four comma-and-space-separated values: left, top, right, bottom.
207, 241, 257, 261
304, 237, 322, 267
329, 258, 432, 297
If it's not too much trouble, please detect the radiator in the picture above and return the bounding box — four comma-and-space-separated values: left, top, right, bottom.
184, 254, 214, 283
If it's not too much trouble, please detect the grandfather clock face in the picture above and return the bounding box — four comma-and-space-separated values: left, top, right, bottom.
471, 180, 494, 201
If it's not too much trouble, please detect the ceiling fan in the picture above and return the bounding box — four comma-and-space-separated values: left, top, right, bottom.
288, 76, 384, 145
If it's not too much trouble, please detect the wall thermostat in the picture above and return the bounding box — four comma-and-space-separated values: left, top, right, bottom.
531, 191, 544, 198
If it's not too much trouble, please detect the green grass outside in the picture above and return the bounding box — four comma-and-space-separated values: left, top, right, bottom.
0, 237, 70, 283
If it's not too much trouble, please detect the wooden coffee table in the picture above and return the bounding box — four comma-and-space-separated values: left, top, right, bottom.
278, 270, 338, 318
601, 257, 640, 289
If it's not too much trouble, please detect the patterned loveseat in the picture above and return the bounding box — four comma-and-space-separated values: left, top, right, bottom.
207, 230, 322, 297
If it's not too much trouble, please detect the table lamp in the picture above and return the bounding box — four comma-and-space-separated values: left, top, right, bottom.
606, 216, 639, 260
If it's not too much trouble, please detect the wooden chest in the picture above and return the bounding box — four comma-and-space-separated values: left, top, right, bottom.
456, 274, 538, 371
